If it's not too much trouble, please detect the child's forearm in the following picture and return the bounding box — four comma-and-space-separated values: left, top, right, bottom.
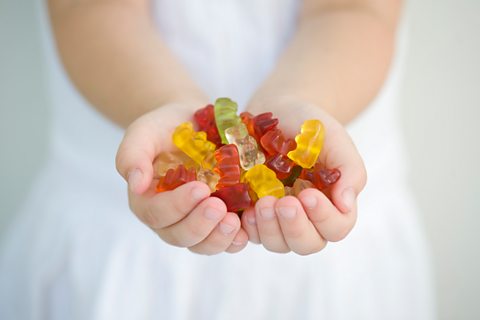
48, 0, 208, 128
249, 1, 403, 124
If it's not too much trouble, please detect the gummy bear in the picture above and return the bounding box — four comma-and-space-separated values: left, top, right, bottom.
240, 111, 278, 141
197, 168, 220, 192
265, 153, 295, 180
214, 144, 241, 189
284, 186, 294, 196
292, 178, 315, 195
194, 104, 222, 146
240, 111, 254, 132
225, 122, 265, 170
280, 165, 303, 187
287, 119, 325, 168
172, 122, 216, 170
214, 98, 241, 144
243, 164, 285, 199
156, 165, 196, 192
211, 183, 252, 212
153, 151, 197, 178
284, 179, 314, 197
300, 164, 341, 190
260, 128, 296, 156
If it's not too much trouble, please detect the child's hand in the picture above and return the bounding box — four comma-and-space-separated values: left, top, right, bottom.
116, 104, 248, 255
240, 97, 367, 255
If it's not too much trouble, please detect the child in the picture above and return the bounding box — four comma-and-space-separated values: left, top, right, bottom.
0, 0, 434, 319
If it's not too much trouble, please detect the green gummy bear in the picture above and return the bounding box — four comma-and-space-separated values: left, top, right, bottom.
214, 97, 241, 144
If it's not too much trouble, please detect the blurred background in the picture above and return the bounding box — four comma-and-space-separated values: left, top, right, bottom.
1, 0, 479, 319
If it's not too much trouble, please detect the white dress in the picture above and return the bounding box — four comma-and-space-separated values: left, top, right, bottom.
0, 1, 435, 319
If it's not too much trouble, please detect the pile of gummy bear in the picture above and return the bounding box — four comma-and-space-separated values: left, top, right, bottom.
153, 98, 340, 213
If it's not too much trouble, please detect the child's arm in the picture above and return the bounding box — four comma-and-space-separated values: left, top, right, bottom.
249, 0, 402, 124
242, 0, 401, 254
49, 0, 248, 254
48, 0, 206, 127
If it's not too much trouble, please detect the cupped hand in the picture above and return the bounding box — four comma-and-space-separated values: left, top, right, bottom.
241, 97, 367, 255
116, 103, 248, 255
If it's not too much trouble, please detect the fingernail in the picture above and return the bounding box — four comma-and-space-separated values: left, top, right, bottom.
260, 207, 275, 220
247, 214, 256, 225
232, 239, 246, 246
204, 207, 223, 220
277, 207, 297, 219
192, 186, 209, 200
342, 187, 356, 213
302, 196, 317, 209
128, 168, 143, 194
219, 222, 235, 235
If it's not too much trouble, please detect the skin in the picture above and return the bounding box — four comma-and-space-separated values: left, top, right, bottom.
48, 0, 401, 255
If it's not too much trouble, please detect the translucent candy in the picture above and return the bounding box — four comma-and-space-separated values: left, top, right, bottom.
214, 144, 241, 189
194, 104, 222, 146
265, 154, 295, 180
156, 165, 196, 192
260, 128, 296, 156
240, 111, 278, 141
287, 120, 325, 169
172, 122, 216, 170
284, 179, 314, 197
196, 168, 220, 192
225, 122, 265, 170
243, 164, 285, 199
211, 183, 252, 212
280, 165, 303, 187
300, 164, 341, 190
214, 97, 241, 144
292, 178, 315, 195
153, 151, 197, 178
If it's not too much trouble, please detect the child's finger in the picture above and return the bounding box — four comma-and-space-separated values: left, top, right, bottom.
116, 119, 164, 195
129, 181, 211, 229
274, 196, 327, 255
241, 207, 260, 244
116, 105, 197, 195
297, 188, 357, 242
321, 125, 367, 214
157, 197, 227, 247
254, 196, 290, 253
188, 213, 241, 255
225, 228, 249, 253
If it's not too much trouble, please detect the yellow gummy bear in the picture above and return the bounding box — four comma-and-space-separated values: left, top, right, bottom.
243, 164, 285, 199
287, 119, 325, 169
172, 122, 216, 170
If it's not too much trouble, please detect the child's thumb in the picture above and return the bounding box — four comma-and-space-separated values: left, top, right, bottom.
116, 125, 157, 195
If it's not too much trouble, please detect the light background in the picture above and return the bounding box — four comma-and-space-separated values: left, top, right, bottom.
1, 1, 479, 319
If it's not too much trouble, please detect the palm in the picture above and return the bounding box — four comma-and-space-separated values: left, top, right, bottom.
236, 98, 367, 254
117, 103, 249, 255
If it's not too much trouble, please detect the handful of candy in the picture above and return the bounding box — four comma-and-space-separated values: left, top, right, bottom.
154, 98, 341, 213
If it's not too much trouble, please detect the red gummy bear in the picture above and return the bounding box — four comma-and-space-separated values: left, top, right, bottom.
300, 164, 341, 190
240, 111, 254, 135
260, 128, 296, 156
211, 183, 252, 212
265, 154, 295, 180
194, 104, 222, 146
240, 111, 278, 141
156, 165, 197, 192
213, 144, 241, 188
